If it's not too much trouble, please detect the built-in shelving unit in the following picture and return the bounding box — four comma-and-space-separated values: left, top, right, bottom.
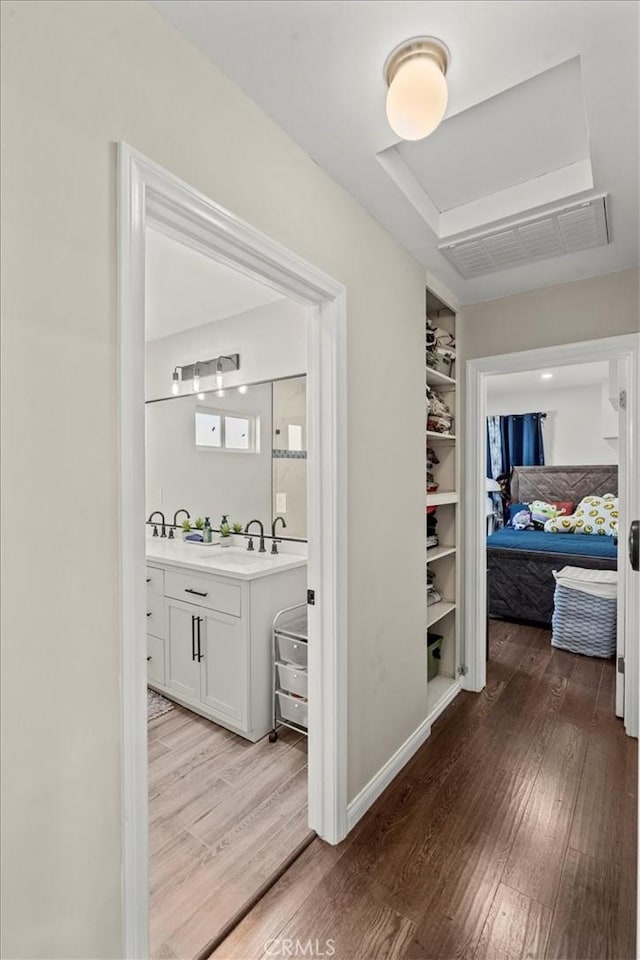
426, 286, 461, 722
426, 544, 456, 562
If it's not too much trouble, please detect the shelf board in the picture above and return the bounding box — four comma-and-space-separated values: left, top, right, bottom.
427, 598, 456, 627
427, 674, 462, 723
427, 368, 456, 388
427, 544, 456, 562
426, 430, 456, 441
427, 492, 458, 506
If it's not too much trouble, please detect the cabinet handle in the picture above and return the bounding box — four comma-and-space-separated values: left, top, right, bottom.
185, 588, 208, 598
197, 616, 203, 662
147, 656, 152, 661
191, 615, 196, 661
146, 578, 152, 583
146, 612, 152, 618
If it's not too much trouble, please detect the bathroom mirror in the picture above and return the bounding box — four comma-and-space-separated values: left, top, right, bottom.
146, 375, 307, 539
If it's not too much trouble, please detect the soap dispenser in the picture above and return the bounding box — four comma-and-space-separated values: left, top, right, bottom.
203, 517, 212, 543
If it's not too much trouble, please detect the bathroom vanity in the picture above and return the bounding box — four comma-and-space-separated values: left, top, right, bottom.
146, 539, 307, 741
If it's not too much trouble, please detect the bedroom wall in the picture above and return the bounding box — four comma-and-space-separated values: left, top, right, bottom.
486, 382, 619, 465
1, 2, 427, 956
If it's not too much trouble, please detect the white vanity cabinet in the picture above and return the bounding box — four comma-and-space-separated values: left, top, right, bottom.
146, 554, 306, 741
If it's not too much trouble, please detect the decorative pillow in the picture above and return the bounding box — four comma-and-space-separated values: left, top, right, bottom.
529, 500, 562, 529
574, 494, 618, 536
544, 515, 578, 534
550, 501, 574, 517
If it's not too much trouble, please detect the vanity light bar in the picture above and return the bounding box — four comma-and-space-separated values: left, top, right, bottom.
173, 353, 240, 388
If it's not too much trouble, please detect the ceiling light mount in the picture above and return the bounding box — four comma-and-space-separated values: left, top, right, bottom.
384, 36, 450, 141
384, 36, 450, 87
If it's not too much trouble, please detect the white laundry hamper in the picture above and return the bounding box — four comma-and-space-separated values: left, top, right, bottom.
551, 565, 617, 658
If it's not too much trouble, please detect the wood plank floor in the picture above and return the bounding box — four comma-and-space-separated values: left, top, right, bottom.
148, 704, 309, 959
212, 620, 637, 960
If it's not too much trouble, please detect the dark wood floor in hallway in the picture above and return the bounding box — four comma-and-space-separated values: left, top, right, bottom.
213, 620, 637, 960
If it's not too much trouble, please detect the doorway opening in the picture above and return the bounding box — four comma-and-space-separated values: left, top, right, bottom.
464, 333, 639, 736
118, 144, 348, 959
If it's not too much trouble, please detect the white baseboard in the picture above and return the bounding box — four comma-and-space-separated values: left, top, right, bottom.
346, 678, 463, 833
346, 716, 432, 833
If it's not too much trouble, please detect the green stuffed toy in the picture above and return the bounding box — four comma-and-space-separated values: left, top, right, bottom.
529, 500, 562, 530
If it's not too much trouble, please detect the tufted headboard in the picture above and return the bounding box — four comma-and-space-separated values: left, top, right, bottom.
511, 464, 618, 505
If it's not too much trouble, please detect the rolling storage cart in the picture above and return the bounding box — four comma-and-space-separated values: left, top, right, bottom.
270, 602, 308, 742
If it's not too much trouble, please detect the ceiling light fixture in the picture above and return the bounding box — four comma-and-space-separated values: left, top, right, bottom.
384, 36, 450, 141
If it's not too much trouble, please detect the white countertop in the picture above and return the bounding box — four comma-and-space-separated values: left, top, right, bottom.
146, 538, 307, 581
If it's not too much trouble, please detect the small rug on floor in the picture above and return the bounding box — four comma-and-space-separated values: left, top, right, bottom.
148, 688, 174, 722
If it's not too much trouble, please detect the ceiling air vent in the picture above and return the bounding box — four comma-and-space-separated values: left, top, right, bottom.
438, 196, 609, 279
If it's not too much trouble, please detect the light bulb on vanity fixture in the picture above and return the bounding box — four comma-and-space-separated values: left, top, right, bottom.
216, 389, 226, 398
238, 385, 248, 395
215, 357, 224, 390
384, 36, 450, 141
541, 372, 554, 380
171, 367, 181, 396
192, 363, 201, 394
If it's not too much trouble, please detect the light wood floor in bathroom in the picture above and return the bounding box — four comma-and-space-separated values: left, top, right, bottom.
148, 704, 309, 959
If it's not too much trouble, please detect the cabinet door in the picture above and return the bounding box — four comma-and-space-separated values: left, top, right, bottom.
165, 599, 200, 702
199, 608, 248, 727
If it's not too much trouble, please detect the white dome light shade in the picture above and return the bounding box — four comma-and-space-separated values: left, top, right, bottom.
384, 37, 450, 141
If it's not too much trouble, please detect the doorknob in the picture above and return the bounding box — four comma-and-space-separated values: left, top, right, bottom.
629, 520, 639, 572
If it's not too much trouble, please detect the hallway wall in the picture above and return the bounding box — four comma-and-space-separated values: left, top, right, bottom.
1, 2, 426, 956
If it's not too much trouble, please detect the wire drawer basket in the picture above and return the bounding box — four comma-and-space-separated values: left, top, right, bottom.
270, 602, 308, 742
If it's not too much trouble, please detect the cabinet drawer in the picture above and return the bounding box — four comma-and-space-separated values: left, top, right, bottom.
146, 566, 164, 596
276, 661, 308, 699
276, 635, 308, 668
277, 690, 308, 729
147, 635, 165, 685
165, 570, 241, 618
146, 592, 165, 639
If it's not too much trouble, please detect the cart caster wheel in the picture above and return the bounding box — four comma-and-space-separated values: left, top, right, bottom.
269, 730, 278, 743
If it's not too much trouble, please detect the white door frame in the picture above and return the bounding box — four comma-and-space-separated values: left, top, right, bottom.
464, 334, 640, 736
118, 143, 348, 959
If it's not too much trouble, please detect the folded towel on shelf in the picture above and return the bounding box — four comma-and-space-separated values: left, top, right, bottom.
427, 588, 443, 605
426, 536, 439, 549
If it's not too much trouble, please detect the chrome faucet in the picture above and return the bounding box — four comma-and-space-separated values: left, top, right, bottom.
148, 511, 166, 538
245, 519, 266, 553
171, 508, 191, 539
271, 516, 287, 554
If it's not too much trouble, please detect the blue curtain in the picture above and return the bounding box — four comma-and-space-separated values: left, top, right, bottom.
500, 413, 546, 475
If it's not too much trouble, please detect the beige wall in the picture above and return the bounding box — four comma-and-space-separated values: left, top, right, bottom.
459, 268, 639, 361
0, 2, 428, 956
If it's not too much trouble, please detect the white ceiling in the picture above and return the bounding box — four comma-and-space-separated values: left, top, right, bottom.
150, 0, 639, 304
145, 228, 284, 340
487, 360, 609, 395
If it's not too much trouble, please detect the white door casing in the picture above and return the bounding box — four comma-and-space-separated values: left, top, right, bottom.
118, 143, 348, 960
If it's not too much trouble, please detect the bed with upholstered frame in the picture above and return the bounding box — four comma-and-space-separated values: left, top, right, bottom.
487, 464, 618, 625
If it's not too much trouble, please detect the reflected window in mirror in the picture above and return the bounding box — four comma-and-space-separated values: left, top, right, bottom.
195, 407, 258, 453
